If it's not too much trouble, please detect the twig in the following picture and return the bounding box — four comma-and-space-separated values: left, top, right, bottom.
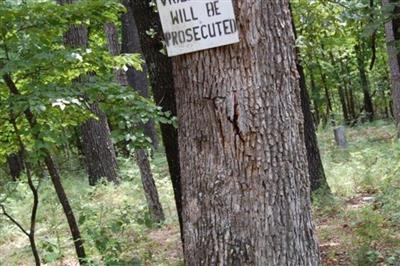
0, 204, 29, 237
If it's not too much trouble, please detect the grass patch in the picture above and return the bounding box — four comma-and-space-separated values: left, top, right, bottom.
316, 120, 400, 265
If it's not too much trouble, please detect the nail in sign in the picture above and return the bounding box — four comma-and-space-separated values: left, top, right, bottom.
156, 0, 240, 57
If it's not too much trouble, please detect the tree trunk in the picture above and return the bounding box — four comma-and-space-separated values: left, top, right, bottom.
355, 44, 374, 121
43, 154, 87, 262
290, 4, 330, 194
383, 0, 400, 134
308, 66, 321, 126
7, 151, 24, 180
120, 13, 159, 150
4, 74, 86, 264
328, 52, 350, 124
105, 21, 165, 223
347, 86, 356, 122
172, 1, 320, 264
317, 59, 333, 126
300, 66, 331, 193
80, 103, 120, 186
338, 85, 350, 123
135, 150, 165, 223
128, 0, 183, 238
339, 58, 356, 122
57, 0, 120, 186
3, 120, 40, 266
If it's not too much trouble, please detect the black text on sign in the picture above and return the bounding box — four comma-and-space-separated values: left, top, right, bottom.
156, 0, 240, 57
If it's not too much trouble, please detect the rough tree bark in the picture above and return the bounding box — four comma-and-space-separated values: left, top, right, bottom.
383, 0, 400, 135
135, 149, 165, 222
290, 5, 330, 194
128, 0, 183, 236
80, 103, 119, 186
104, 21, 165, 223
172, 1, 320, 265
300, 66, 331, 193
120, 12, 159, 150
57, 0, 120, 186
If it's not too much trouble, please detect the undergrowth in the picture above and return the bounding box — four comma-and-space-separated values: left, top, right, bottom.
1, 121, 400, 265
315, 120, 400, 265
0, 152, 182, 265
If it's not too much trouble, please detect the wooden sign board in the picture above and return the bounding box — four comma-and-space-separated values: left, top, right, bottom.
156, 0, 240, 57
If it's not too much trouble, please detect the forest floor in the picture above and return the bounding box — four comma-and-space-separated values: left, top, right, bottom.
1, 120, 400, 265
317, 193, 378, 265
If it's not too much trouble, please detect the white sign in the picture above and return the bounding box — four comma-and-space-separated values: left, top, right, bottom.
156, 0, 240, 57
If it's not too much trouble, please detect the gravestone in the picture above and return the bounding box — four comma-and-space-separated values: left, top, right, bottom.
334, 126, 348, 149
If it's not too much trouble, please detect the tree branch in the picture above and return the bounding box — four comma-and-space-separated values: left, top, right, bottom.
0, 204, 29, 237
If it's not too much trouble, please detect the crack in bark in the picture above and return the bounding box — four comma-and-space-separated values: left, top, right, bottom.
227, 92, 245, 142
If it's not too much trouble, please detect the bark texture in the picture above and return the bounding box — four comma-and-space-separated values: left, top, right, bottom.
290, 5, 330, 193
173, 1, 320, 265
121, 9, 159, 150
129, 0, 183, 236
298, 56, 330, 193
383, 0, 400, 134
80, 103, 119, 186
58, 0, 120, 186
105, 21, 165, 223
135, 150, 165, 223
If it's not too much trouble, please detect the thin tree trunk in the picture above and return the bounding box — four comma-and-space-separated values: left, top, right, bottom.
383, 0, 400, 134
57, 0, 120, 186
105, 21, 165, 223
291, 6, 330, 194
348, 87, 357, 121
43, 154, 86, 263
318, 45, 334, 115
329, 52, 350, 124
135, 150, 165, 223
4, 74, 86, 264
355, 44, 374, 121
338, 86, 350, 123
316, 59, 333, 126
342, 58, 357, 121
10, 119, 41, 266
119, 13, 159, 151
173, 1, 320, 264
129, 0, 183, 239
308, 66, 321, 126
26, 166, 40, 266
340, 59, 354, 121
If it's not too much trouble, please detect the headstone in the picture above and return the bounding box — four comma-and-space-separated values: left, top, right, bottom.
156, 0, 240, 57
334, 126, 348, 149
